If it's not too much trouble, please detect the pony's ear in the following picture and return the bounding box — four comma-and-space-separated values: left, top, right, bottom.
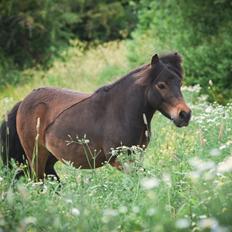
151, 54, 159, 65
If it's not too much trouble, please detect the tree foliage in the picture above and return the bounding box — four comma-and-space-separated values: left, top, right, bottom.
0, 0, 138, 68
129, 0, 232, 103
0, 0, 231, 103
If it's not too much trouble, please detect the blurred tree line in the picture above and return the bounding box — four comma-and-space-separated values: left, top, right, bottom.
0, 0, 232, 103
0, 0, 139, 85
0, 0, 138, 66
129, 0, 232, 103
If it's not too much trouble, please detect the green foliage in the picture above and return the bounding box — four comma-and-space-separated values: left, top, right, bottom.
0, 0, 138, 87
128, 0, 232, 103
0, 0, 138, 67
1, 0, 231, 104
0, 41, 129, 100
1, 90, 232, 231
0, 52, 21, 87
0, 0, 74, 67
0, 39, 232, 232
69, 1, 138, 41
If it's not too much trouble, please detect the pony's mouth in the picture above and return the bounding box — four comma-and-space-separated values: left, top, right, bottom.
159, 107, 191, 128
172, 110, 191, 127
172, 118, 189, 127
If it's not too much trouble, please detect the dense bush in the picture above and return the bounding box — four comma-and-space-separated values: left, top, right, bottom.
0, 53, 21, 87
1, 0, 231, 103
69, 1, 138, 42
0, 0, 74, 67
0, 0, 138, 85
0, 0, 138, 66
128, 0, 232, 103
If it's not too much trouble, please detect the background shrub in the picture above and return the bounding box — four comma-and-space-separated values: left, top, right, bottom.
128, 0, 232, 103
0, 0, 138, 87
0, 0, 231, 103
0, 0, 74, 67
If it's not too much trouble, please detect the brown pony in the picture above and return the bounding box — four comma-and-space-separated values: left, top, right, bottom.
0, 53, 191, 180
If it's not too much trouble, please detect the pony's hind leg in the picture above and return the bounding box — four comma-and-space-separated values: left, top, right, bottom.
24, 146, 50, 181
45, 153, 60, 181
110, 158, 123, 171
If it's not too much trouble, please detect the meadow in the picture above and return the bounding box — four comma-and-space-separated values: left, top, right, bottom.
0, 41, 232, 232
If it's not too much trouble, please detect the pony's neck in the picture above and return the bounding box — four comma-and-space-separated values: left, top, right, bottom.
107, 74, 155, 129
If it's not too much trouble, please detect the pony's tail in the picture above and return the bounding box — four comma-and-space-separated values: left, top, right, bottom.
0, 101, 26, 167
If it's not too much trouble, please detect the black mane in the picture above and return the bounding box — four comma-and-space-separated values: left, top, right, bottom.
94, 53, 183, 94
160, 53, 183, 78
94, 65, 148, 94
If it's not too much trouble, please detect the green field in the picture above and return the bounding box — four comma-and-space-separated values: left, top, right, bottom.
0, 42, 232, 232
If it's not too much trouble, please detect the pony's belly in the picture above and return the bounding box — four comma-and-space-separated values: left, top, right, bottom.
45, 132, 106, 169
63, 146, 107, 169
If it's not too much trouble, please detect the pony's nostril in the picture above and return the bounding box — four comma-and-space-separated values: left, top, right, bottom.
179, 111, 185, 120
179, 111, 191, 121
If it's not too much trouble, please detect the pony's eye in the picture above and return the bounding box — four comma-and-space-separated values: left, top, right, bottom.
157, 83, 166, 90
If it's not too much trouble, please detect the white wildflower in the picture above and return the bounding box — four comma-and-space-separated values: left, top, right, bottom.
162, 173, 171, 187
198, 95, 208, 102
71, 208, 80, 216
188, 171, 201, 181
17, 185, 29, 200
147, 208, 156, 216
219, 140, 232, 150
209, 80, 213, 86
198, 217, 218, 230
6, 189, 14, 205
226, 140, 232, 146
204, 169, 216, 180
189, 157, 215, 173
205, 106, 213, 113
103, 209, 118, 217
210, 148, 221, 157
21, 216, 37, 225
102, 209, 118, 223
217, 155, 232, 173
175, 218, 190, 229
219, 144, 226, 150
140, 177, 159, 190
182, 84, 201, 93
199, 215, 207, 219
111, 149, 118, 156
118, 206, 128, 214
65, 198, 73, 204
132, 206, 140, 214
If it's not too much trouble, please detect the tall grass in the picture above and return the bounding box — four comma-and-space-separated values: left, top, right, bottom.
0, 41, 232, 232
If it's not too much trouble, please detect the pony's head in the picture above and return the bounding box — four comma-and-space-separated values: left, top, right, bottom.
145, 53, 191, 127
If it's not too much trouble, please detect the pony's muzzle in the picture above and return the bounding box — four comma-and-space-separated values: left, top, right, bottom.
174, 109, 191, 127
179, 110, 191, 122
